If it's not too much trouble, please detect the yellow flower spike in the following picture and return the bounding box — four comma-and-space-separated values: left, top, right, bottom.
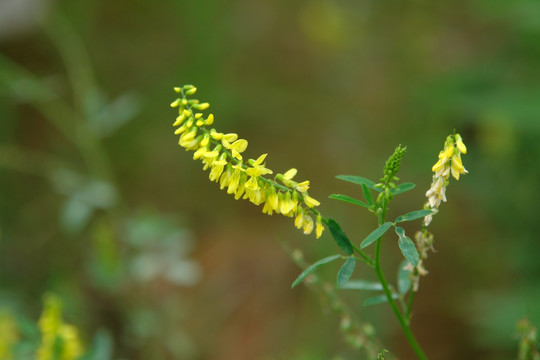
303, 194, 320, 208
283, 168, 298, 180
303, 215, 314, 235
455, 134, 467, 154
424, 132, 468, 226
315, 215, 324, 239
170, 98, 181, 108
172, 85, 324, 238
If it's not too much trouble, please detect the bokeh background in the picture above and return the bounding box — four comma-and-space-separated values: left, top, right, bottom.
1, 0, 539, 359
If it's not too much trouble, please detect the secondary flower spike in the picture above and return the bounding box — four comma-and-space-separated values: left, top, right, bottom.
424, 133, 468, 226
171, 85, 324, 238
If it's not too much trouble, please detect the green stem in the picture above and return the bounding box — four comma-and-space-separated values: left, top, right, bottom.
406, 289, 415, 320
374, 221, 427, 360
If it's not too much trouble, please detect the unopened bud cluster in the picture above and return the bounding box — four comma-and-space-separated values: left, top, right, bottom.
171, 85, 324, 238
375, 145, 407, 208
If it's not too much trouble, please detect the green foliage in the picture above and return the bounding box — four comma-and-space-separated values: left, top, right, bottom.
364, 294, 399, 307
337, 258, 356, 287
395, 209, 436, 224
361, 222, 393, 249
328, 194, 369, 208
291, 255, 341, 288
396, 228, 420, 267
397, 260, 412, 295
327, 218, 354, 255
339, 280, 383, 291
336, 175, 381, 192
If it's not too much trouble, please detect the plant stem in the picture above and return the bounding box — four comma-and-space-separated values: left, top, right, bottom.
374, 223, 427, 360
406, 289, 415, 320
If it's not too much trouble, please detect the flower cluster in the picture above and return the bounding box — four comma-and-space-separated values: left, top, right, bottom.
424, 133, 468, 226
37, 294, 83, 360
171, 85, 324, 238
407, 133, 468, 290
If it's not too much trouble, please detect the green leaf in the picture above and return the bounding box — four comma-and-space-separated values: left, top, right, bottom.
327, 218, 354, 255
336, 175, 382, 192
364, 293, 399, 307
395, 227, 419, 266
360, 222, 394, 249
397, 260, 412, 294
329, 194, 369, 208
337, 258, 356, 286
361, 183, 374, 205
340, 280, 383, 291
390, 182, 416, 195
291, 255, 341, 288
395, 209, 436, 223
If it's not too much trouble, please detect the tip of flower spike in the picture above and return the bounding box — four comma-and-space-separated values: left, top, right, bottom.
174, 87, 182, 93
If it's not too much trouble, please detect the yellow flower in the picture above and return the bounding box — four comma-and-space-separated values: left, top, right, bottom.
36, 294, 84, 360
303, 194, 320, 208
171, 85, 323, 237
315, 215, 324, 239
424, 133, 468, 226
303, 215, 314, 235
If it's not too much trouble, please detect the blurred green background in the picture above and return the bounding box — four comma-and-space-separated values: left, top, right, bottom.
1, 0, 539, 359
